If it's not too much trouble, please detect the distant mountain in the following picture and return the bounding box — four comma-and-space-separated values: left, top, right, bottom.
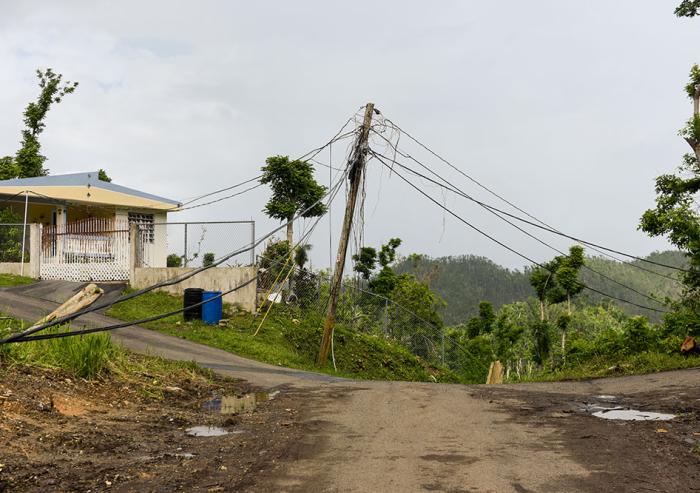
395, 251, 686, 325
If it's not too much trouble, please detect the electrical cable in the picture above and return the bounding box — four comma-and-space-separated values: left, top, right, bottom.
3, 177, 345, 344
373, 120, 687, 278
0, 167, 350, 344
370, 150, 671, 308
371, 153, 669, 314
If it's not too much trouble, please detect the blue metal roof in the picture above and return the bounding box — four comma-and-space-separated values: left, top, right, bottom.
0, 171, 181, 206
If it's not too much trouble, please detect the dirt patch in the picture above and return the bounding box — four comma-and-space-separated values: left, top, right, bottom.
0, 365, 308, 492
470, 382, 700, 492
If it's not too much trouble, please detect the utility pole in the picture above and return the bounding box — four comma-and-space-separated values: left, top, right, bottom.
317, 102, 374, 366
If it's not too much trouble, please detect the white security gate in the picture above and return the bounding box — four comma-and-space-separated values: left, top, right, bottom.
40, 218, 131, 281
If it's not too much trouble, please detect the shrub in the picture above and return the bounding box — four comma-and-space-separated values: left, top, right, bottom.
202, 252, 215, 267
167, 253, 182, 268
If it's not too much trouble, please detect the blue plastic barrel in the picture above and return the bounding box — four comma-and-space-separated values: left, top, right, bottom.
201, 291, 223, 325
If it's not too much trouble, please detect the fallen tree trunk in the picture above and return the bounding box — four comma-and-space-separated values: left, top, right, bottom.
30, 283, 104, 329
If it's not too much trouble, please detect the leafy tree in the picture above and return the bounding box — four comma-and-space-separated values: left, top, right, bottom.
556, 246, 585, 314
466, 301, 495, 338
98, 169, 112, 182
675, 0, 700, 17
202, 252, 215, 267
352, 238, 403, 297
640, 66, 700, 315
352, 246, 377, 280
260, 156, 327, 246
258, 238, 292, 290
0, 157, 20, 181
0, 208, 25, 262
166, 253, 182, 267
529, 258, 565, 321
387, 274, 445, 358
0, 69, 78, 179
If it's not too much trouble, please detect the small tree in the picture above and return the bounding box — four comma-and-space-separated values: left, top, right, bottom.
202, 252, 215, 267
675, 0, 700, 17
98, 169, 112, 182
640, 65, 700, 326
1, 69, 78, 179
260, 156, 327, 246
167, 253, 182, 267
352, 238, 402, 297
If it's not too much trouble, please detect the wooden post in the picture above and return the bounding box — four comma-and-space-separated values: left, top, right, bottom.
317, 103, 374, 366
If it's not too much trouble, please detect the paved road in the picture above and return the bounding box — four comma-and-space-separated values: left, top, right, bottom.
2, 281, 699, 492
0, 281, 340, 388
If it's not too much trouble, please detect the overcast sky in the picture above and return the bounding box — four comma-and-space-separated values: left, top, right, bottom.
1, 1, 698, 270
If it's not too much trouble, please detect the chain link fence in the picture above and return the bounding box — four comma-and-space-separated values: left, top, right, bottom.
255, 266, 489, 381
162, 221, 255, 268
0, 223, 30, 263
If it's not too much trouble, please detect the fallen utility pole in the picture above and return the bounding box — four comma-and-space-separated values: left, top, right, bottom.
317, 102, 374, 366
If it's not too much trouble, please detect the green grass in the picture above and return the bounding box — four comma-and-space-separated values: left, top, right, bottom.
0, 315, 216, 385
107, 290, 461, 383
509, 351, 700, 383
0, 273, 35, 287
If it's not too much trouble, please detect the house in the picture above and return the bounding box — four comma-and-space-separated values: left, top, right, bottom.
0, 171, 181, 281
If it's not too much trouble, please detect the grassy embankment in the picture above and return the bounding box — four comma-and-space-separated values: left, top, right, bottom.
0, 315, 219, 396
107, 290, 460, 383
513, 350, 700, 383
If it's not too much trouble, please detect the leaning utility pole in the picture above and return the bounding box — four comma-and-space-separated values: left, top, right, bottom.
317, 102, 374, 366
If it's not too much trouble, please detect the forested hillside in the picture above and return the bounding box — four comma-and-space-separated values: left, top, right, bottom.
396, 251, 686, 325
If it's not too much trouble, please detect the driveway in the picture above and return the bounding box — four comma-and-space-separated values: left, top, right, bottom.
0, 280, 340, 389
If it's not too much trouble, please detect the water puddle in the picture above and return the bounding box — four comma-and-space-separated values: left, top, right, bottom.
595, 395, 617, 401
185, 425, 229, 437
592, 409, 675, 421
203, 391, 279, 415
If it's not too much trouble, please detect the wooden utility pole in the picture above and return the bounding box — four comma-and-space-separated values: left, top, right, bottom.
317, 102, 374, 366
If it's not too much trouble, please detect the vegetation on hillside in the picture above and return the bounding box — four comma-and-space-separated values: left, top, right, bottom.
396, 250, 685, 324
107, 290, 459, 383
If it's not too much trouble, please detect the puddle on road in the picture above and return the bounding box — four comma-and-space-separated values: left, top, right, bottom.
592, 409, 676, 421
203, 391, 280, 415
185, 426, 229, 437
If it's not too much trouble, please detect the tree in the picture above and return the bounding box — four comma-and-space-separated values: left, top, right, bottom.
466, 301, 495, 338
529, 246, 584, 322
352, 238, 403, 297
202, 252, 215, 267
640, 66, 700, 300
260, 156, 327, 246
529, 258, 565, 321
0, 69, 78, 179
98, 169, 112, 182
166, 253, 182, 267
555, 245, 585, 315
676, 0, 700, 17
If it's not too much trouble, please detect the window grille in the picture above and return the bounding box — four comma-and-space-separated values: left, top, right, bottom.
128, 212, 155, 243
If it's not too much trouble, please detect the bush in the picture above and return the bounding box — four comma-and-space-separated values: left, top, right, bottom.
202, 252, 215, 267
167, 253, 182, 268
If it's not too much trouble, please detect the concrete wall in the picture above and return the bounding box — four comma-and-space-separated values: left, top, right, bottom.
131, 266, 257, 312
0, 263, 31, 276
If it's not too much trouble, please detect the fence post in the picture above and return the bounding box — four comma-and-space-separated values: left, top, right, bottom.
129, 223, 138, 284
183, 223, 188, 268
441, 331, 445, 365
382, 298, 389, 335
250, 220, 255, 266
28, 224, 41, 279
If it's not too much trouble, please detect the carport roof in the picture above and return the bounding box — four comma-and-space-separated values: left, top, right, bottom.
0, 172, 181, 210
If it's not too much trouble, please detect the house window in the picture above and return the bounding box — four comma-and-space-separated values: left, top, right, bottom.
128, 212, 155, 243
